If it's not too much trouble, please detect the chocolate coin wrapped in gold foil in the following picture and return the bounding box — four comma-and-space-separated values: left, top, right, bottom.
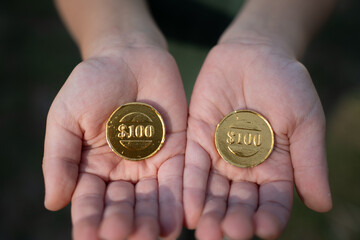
106, 102, 165, 160
215, 110, 274, 167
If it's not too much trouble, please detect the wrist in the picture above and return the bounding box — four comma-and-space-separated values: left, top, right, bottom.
80, 30, 167, 59
55, 0, 167, 59
218, 29, 298, 59
218, 0, 327, 59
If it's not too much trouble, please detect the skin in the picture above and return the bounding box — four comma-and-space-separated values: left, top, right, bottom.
43, 44, 188, 240
43, 0, 335, 239
184, 40, 331, 240
184, 0, 335, 239
43, 0, 188, 237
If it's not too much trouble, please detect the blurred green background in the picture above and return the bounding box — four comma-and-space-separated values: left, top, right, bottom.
1, 0, 360, 239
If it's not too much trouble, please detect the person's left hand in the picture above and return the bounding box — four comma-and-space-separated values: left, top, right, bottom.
183, 40, 332, 240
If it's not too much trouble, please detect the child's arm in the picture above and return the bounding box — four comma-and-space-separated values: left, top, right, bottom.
43, 1, 187, 240
54, 0, 166, 59
184, 1, 335, 239
220, 0, 336, 57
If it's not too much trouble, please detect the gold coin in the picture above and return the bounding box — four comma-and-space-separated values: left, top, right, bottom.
106, 102, 165, 160
215, 110, 274, 168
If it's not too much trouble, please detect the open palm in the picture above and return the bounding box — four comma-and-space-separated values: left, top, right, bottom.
43, 46, 187, 240
184, 42, 332, 239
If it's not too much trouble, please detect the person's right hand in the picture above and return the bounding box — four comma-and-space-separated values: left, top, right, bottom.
42, 42, 187, 240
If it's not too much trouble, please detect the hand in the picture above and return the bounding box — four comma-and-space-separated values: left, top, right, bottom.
183, 40, 332, 240
43, 44, 187, 240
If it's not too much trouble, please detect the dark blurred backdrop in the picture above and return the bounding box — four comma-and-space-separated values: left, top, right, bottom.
1, 0, 360, 239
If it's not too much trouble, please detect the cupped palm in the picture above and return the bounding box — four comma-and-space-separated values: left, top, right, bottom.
184, 42, 332, 240
43, 46, 187, 240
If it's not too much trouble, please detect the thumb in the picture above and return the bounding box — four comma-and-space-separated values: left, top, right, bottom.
290, 108, 332, 212
42, 108, 82, 211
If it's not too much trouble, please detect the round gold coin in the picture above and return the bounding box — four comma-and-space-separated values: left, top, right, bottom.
215, 110, 274, 168
106, 102, 165, 160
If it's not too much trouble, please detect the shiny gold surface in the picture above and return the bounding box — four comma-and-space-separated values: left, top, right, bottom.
215, 110, 274, 168
106, 102, 165, 160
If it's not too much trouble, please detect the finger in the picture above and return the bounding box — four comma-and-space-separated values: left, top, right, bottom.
290, 114, 332, 212
128, 178, 159, 240
99, 180, 135, 240
71, 173, 105, 240
43, 113, 82, 210
183, 140, 211, 229
158, 155, 184, 239
195, 172, 230, 240
222, 181, 258, 240
254, 181, 293, 240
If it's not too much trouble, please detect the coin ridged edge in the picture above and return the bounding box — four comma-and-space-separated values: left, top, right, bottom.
106, 102, 166, 161
215, 109, 274, 168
